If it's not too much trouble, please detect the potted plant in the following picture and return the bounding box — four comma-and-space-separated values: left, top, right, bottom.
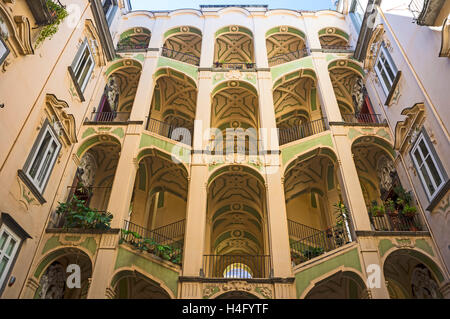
370, 201, 385, 217
245, 61, 253, 69
402, 204, 417, 218
384, 199, 395, 214
36, 1, 69, 46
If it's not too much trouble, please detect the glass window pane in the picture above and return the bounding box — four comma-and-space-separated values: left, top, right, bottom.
5, 238, 16, 256
414, 149, 424, 166
383, 60, 395, 83
28, 132, 51, 179
74, 49, 89, 80
0, 256, 8, 278
0, 233, 8, 251
420, 166, 436, 195
419, 140, 430, 158
425, 156, 443, 187
36, 141, 58, 188
78, 57, 93, 90
379, 68, 391, 91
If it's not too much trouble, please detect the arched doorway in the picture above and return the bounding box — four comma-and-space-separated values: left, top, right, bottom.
305, 271, 368, 299
384, 249, 444, 299
112, 270, 171, 299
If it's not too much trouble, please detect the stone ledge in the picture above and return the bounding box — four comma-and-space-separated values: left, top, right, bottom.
356, 230, 431, 237
178, 276, 295, 284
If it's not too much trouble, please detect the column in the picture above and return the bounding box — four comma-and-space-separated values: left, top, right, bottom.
333, 131, 372, 231
181, 72, 212, 280
257, 70, 293, 280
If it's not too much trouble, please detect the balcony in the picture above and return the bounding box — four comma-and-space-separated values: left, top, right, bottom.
341, 113, 384, 125
290, 224, 353, 266
26, 0, 65, 26
120, 220, 186, 266
116, 43, 148, 52
320, 44, 354, 53
212, 62, 256, 70
146, 118, 193, 146
278, 118, 329, 146
161, 47, 200, 66
202, 255, 271, 278
409, 0, 448, 26
85, 111, 131, 123
268, 48, 309, 67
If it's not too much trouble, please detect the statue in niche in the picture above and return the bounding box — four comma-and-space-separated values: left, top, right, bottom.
352, 78, 365, 114
376, 155, 396, 196
106, 76, 119, 111
411, 264, 441, 299
78, 151, 97, 187
38, 262, 66, 299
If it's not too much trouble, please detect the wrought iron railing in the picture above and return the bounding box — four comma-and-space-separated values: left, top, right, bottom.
321, 44, 353, 51
268, 48, 309, 66
87, 112, 131, 123
208, 138, 261, 155
146, 118, 193, 146
370, 213, 425, 232
409, 0, 425, 21
290, 225, 352, 266
161, 47, 200, 66
213, 62, 256, 70
203, 255, 271, 278
278, 118, 329, 146
121, 220, 184, 265
288, 219, 322, 241
341, 113, 382, 124
117, 43, 148, 51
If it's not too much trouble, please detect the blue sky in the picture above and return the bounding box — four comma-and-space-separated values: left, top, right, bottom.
130, 0, 337, 11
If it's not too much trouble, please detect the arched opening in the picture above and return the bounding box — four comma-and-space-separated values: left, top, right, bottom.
112, 270, 171, 299
328, 60, 379, 124
352, 137, 424, 231
319, 28, 350, 50
214, 26, 255, 70
147, 69, 197, 145
162, 26, 202, 66
53, 137, 121, 229
305, 271, 368, 299
120, 151, 188, 266
117, 27, 151, 51
273, 70, 327, 145
204, 166, 270, 278
91, 61, 142, 123
34, 249, 92, 299
266, 26, 307, 66
284, 149, 353, 265
210, 81, 259, 155
384, 249, 444, 299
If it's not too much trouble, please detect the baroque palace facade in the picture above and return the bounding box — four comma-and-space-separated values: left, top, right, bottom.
0, 0, 449, 299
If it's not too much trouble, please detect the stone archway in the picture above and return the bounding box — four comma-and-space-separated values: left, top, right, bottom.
304, 271, 368, 299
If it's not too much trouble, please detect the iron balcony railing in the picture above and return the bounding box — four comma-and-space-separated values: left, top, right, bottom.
290, 224, 352, 266
203, 255, 271, 279
268, 48, 309, 67
213, 62, 256, 70
287, 219, 322, 241
161, 47, 200, 66
117, 43, 148, 51
321, 44, 353, 51
87, 112, 131, 123
121, 220, 185, 265
409, 0, 425, 21
146, 118, 193, 146
370, 213, 425, 232
341, 113, 383, 125
278, 118, 329, 146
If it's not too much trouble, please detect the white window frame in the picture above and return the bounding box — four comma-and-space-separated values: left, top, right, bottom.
411, 133, 445, 200
0, 224, 21, 290
351, 0, 366, 28
374, 43, 398, 95
25, 124, 62, 194
72, 40, 95, 93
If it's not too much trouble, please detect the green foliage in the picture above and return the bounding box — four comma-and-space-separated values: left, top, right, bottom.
370, 201, 385, 217
55, 196, 112, 230
303, 247, 324, 258
401, 203, 417, 217
36, 1, 68, 46
333, 201, 348, 227
120, 229, 182, 265
384, 198, 395, 213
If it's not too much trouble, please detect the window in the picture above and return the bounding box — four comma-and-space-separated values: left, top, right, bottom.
0, 225, 21, 291
411, 133, 445, 199
0, 38, 10, 65
374, 43, 398, 95
350, 0, 366, 30
71, 39, 95, 93
102, 0, 117, 25
24, 122, 61, 194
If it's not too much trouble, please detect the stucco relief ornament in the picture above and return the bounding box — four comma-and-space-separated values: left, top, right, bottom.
0, 16, 9, 39
376, 155, 396, 194
78, 151, 97, 187
352, 78, 365, 113
411, 266, 440, 299
38, 263, 66, 299
106, 76, 120, 111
